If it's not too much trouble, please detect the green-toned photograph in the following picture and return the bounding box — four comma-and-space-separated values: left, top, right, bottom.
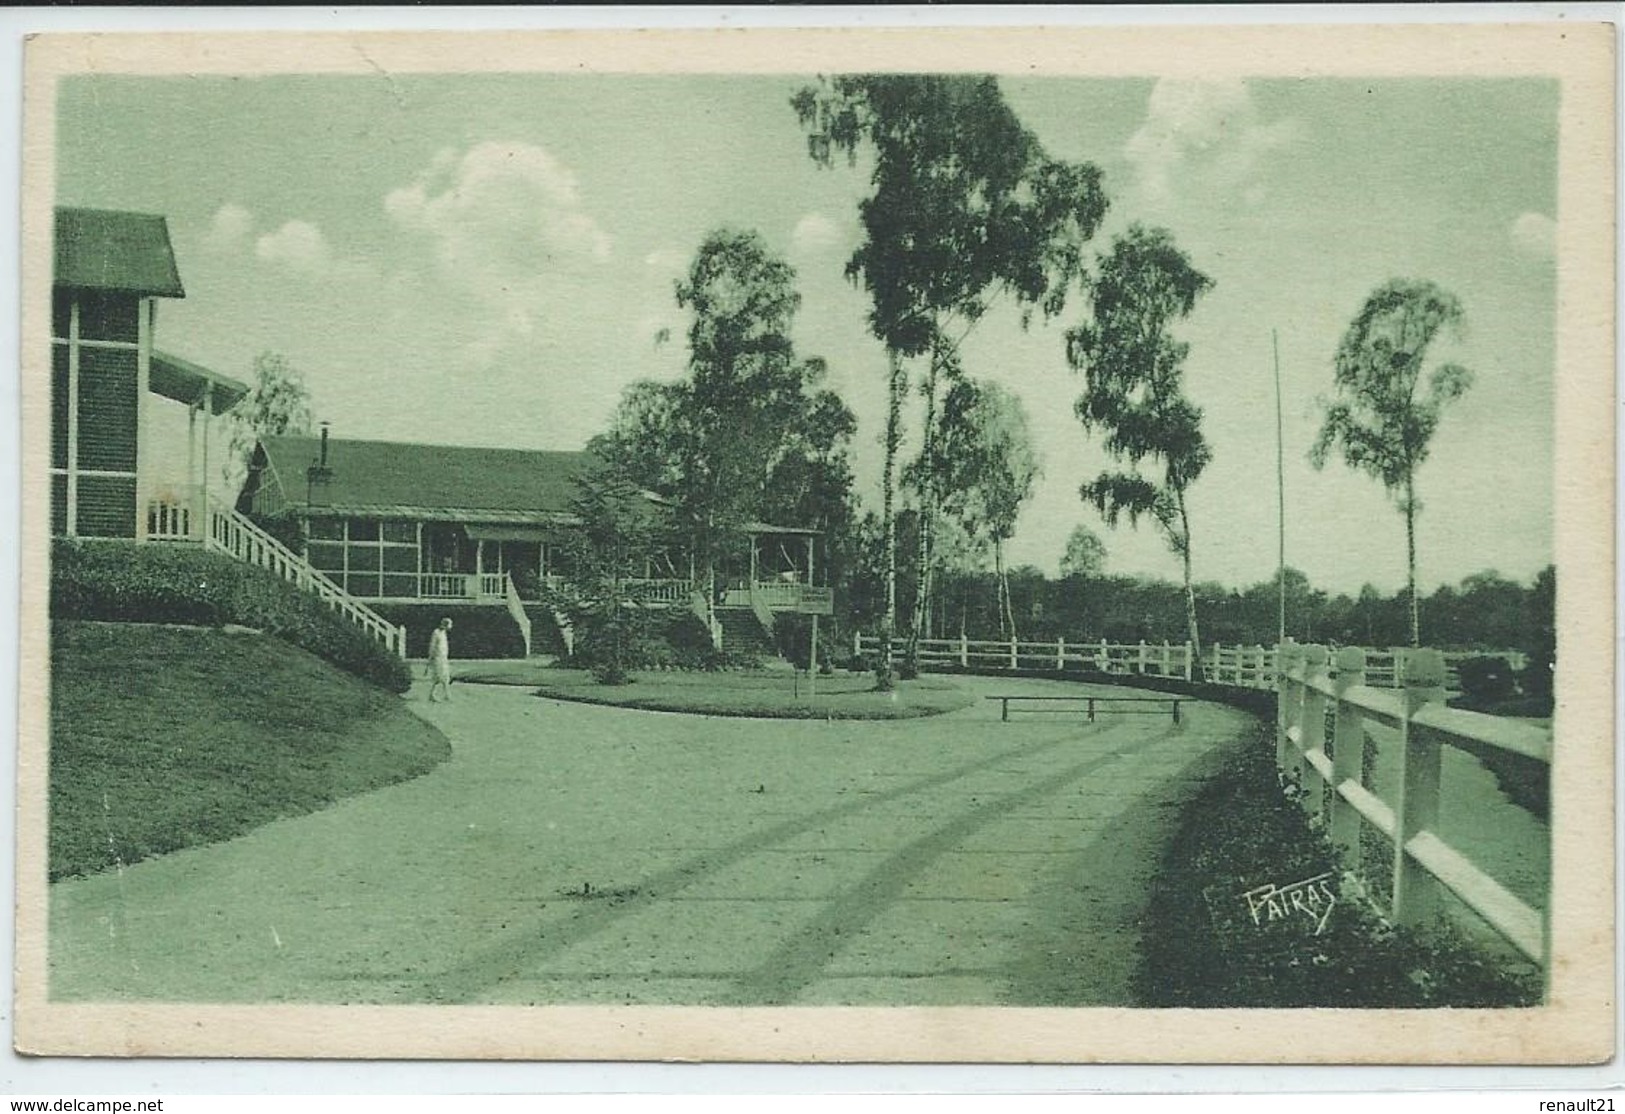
19, 25, 1614, 1064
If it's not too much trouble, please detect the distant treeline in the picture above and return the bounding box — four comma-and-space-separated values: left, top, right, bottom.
836, 519, 1553, 668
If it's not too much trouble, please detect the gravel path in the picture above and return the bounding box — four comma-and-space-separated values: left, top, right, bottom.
49, 675, 1250, 1006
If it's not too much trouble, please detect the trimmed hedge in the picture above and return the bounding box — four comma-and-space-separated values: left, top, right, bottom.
51, 539, 411, 693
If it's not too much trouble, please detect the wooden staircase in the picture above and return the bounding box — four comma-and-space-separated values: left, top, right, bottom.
204, 497, 406, 657
715, 608, 775, 660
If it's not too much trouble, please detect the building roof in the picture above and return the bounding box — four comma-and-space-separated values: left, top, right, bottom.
259, 435, 602, 519
55, 207, 186, 297
151, 351, 250, 415
255, 434, 820, 535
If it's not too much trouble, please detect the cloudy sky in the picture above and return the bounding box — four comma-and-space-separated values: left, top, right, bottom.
54, 73, 1557, 596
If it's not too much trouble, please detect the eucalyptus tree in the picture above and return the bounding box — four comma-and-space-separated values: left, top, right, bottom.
1068, 225, 1214, 671
910, 378, 1041, 639
793, 74, 1108, 675
1310, 279, 1473, 646
591, 229, 852, 609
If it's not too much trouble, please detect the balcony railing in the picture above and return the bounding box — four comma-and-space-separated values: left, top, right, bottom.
146, 495, 201, 542
399, 573, 695, 603
724, 582, 833, 613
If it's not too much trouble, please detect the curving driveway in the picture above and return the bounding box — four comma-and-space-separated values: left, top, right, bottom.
49, 675, 1251, 1006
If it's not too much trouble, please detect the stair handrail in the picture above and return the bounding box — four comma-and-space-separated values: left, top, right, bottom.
689, 589, 722, 650
502, 571, 532, 658
746, 580, 776, 637
205, 497, 405, 656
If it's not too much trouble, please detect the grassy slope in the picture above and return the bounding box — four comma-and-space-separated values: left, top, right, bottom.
50, 622, 452, 881
455, 663, 977, 720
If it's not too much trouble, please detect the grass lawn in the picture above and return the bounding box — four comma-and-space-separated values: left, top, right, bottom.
50, 621, 452, 880
454, 662, 976, 719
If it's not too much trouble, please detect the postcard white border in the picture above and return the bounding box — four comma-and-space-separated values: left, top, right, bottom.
9, 16, 1617, 1075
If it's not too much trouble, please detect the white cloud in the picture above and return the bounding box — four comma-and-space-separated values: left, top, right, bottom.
386, 140, 611, 272
202, 203, 253, 252
386, 141, 612, 336
1509, 211, 1556, 261
790, 212, 841, 256
255, 219, 332, 271
643, 247, 687, 272
1124, 79, 1302, 207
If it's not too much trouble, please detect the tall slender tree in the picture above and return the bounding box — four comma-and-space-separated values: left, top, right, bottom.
1068, 225, 1213, 672
794, 74, 1107, 677
910, 378, 1040, 639
1311, 279, 1473, 646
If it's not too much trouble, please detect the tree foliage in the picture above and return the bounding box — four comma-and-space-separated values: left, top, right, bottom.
908, 378, 1040, 636
562, 467, 669, 685
1068, 224, 1213, 664
793, 74, 1108, 671
793, 75, 1108, 354
225, 351, 314, 486
590, 228, 857, 608
1310, 278, 1473, 645
1059, 525, 1107, 579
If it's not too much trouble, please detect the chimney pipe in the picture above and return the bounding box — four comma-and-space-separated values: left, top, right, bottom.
307, 422, 334, 506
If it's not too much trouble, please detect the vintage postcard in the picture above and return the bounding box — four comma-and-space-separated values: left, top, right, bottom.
14, 24, 1615, 1063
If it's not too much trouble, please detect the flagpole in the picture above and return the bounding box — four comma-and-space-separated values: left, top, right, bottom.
1274, 328, 1286, 646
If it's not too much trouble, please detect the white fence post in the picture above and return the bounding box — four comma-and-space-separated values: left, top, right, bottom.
1009, 636, 1018, 670
1329, 646, 1367, 859
959, 633, 969, 667
1275, 640, 1301, 773
1137, 639, 1148, 674
1099, 638, 1110, 674
1213, 642, 1224, 685
1056, 636, 1065, 671
1160, 641, 1171, 677
1392, 649, 1448, 927
1183, 642, 1193, 681
1298, 645, 1330, 805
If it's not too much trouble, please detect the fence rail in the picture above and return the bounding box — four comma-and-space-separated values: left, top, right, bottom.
854, 634, 1500, 693
854, 633, 1197, 679
1276, 643, 1549, 971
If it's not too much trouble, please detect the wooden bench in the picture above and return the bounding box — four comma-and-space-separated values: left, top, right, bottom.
986, 694, 1185, 724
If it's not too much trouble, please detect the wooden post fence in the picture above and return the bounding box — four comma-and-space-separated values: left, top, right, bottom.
1298, 644, 1330, 805
1391, 649, 1447, 928
1275, 640, 1550, 978
1328, 646, 1367, 859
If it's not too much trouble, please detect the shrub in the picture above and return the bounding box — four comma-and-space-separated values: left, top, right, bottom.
1457, 655, 1516, 704
560, 610, 768, 675
51, 539, 411, 693
371, 603, 529, 659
